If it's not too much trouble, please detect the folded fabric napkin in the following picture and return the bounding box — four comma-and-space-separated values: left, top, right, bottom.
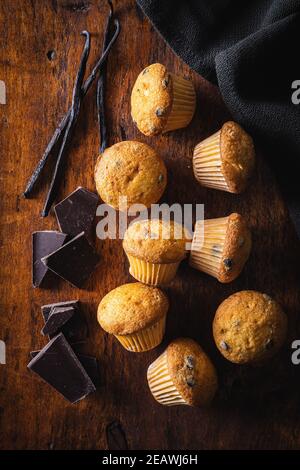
137, 0, 300, 237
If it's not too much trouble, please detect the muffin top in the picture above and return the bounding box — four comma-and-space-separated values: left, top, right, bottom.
131, 64, 173, 136
97, 282, 169, 335
220, 121, 255, 193
213, 291, 287, 364
218, 213, 252, 283
123, 218, 190, 264
166, 338, 218, 407
94, 141, 167, 210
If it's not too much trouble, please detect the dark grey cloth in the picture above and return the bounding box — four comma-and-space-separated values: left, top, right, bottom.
137, 0, 300, 237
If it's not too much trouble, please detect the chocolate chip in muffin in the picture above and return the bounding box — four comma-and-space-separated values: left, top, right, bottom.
220, 340, 229, 351
155, 107, 166, 117
185, 355, 194, 370
142, 68, 148, 75
263, 294, 272, 301
223, 258, 233, 270
158, 174, 164, 184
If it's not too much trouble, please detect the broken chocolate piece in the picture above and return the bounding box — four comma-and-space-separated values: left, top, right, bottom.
41, 232, 100, 288
27, 333, 96, 403
41, 300, 87, 341
32, 231, 67, 287
54, 187, 99, 237
41, 306, 75, 336
29, 350, 100, 386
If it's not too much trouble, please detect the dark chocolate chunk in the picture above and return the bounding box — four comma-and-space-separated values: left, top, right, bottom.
185, 355, 194, 369
41, 306, 75, 336
29, 350, 100, 386
41, 232, 100, 288
54, 187, 99, 237
41, 300, 87, 341
186, 376, 195, 387
27, 333, 96, 403
32, 231, 68, 287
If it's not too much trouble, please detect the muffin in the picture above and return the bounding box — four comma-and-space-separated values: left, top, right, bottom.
193, 121, 255, 193
94, 141, 167, 210
131, 63, 196, 136
189, 213, 251, 283
97, 282, 169, 352
213, 291, 287, 364
123, 218, 190, 286
147, 338, 218, 407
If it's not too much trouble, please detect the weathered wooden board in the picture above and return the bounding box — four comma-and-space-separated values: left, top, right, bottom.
0, 0, 299, 450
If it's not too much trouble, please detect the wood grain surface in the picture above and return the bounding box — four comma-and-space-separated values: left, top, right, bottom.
1, 0, 300, 450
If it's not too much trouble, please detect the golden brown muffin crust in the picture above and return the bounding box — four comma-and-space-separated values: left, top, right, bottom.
213, 291, 287, 364
218, 213, 252, 283
131, 63, 173, 136
123, 218, 190, 264
97, 282, 169, 335
220, 121, 255, 193
166, 338, 218, 407
94, 141, 167, 210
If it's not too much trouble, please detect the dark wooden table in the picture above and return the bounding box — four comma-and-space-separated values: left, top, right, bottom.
1, 0, 300, 450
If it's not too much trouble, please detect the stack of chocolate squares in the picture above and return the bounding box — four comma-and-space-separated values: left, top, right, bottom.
28, 300, 99, 403
29, 187, 101, 402
32, 187, 100, 288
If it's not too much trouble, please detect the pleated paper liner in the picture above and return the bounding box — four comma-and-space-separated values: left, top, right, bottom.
147, 351, 188, 406
126, 254, 180, 286
163, 74, 196, 133
189, 216, 228, 279
115, 314, 166, 352
193, 130, 231, 191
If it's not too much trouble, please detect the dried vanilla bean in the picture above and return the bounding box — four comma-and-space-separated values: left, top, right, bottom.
23, 19, 120, 198
41, 31, 91, 217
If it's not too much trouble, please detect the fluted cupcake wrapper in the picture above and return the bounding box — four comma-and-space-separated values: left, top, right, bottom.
115, 314, 166, 353
193, 130, 231, 192
147, 351, 188, 406
127, 254, 180, 286
189, 216, 228, 279
163, 74, 196, 133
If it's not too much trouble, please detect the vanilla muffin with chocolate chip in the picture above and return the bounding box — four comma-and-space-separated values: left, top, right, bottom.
213, 291, 287, 364
193, 121, 255, 193
189, 213, 251, 283
147, 338, 218, 407
97, 282, 169, 352
123, 218, 190, 286
94, 141, 167, 210
131, 63, 196, 136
